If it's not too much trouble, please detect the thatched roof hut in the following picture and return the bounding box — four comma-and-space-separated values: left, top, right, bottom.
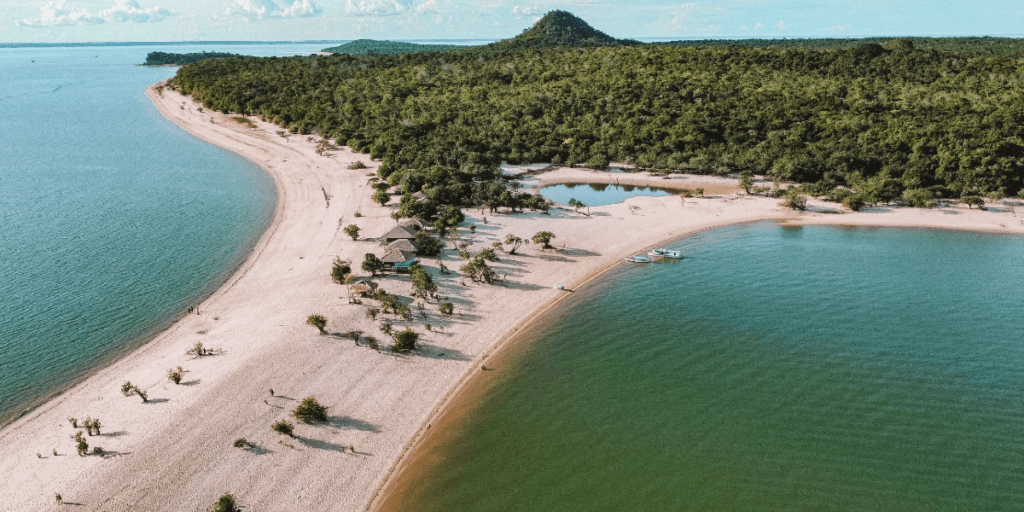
381, 248, 417, 265
381, 225, 416, 243
348, 278, 378, 295
386, 239, 418, 253
399, 218, 427, 231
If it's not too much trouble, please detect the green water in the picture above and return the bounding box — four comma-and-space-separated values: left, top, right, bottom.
397, 223, 1024, 511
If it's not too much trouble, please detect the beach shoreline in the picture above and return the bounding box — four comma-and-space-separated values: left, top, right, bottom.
1, 79, 1022, 512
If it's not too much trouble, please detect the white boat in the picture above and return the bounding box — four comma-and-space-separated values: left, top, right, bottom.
648, 248, 683, 259
625, 255, 651, 263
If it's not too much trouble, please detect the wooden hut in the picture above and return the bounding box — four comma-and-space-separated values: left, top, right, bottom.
386, 239, 418, 253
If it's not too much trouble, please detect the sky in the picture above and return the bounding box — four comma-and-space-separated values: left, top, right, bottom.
1, 0, 1023, 43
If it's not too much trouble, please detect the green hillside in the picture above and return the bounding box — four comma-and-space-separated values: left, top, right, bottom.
322, 39, 466, 55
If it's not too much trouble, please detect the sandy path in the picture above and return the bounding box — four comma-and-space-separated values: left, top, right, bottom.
1, 81, 1022, 512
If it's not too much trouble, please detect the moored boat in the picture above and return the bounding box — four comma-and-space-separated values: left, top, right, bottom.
648, 248, 683, 259
625, 255, 651, 263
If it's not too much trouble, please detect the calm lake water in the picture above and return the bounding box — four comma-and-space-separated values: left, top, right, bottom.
540, 183, 677, 206
384, 223, 1024, 512
0, 43, 334, 424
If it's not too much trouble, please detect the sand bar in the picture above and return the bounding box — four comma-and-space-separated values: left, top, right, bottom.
1, 81, 1022, 512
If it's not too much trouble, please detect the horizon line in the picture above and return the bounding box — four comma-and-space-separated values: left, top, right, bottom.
3, 34, 1024, 48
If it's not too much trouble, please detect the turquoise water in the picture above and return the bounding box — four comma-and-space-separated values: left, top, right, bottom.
0, 44, 327, 424
540, 183, 677, 206
390, 223, 1024, 511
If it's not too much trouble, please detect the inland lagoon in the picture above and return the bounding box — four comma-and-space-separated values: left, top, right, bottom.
379, 222, 1024, 512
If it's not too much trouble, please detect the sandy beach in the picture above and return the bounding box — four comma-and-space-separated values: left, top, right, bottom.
1, 80, 1022, 512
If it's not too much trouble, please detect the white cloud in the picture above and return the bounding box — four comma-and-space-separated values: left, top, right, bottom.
345, 0, 411, 16
100, 0, 172, 23
415, 0, 438, 13
663, 2, 697, 32
738, 21, 763, 33
777, 19, 785, 31
511, 5, 539, 19
226, 0, 322, 21
16, 0, 174, 27
827, 24, 851, 33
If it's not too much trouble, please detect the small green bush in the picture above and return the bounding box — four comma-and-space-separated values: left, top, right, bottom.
347, 161, 368, 170
168, 366, 184, 385
74, 432, 88, 456
211, 493, 241, 512
293, 397, 329, 424
272, 420, 295, 437
233, 438, 254, 449
393, 329, 419, 352
439, 302, 454, 317
120, 381, 148, 402
306, 314, 327, 335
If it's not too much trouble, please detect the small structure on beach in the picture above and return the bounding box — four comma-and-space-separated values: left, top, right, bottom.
348, 277, 378, 297
381, 225, 416, 244
386, 239, 419, 254
398, 218, 427, 232
381, 248, 418, 272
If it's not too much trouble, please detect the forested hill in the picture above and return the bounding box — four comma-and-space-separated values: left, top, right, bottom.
322, 40, 466, 55
658, 36, 1024, 58
144, 51, 242, 66
171, 12, 1024, 217
483, 10, 642, 51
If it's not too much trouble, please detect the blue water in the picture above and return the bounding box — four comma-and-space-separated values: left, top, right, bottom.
540, 183, 677, 206
382, 223, 1024, 512
0, 44, 325, 424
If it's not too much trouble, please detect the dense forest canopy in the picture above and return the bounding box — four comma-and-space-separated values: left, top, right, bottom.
322, 40, 467, 55
172, 11, 1024, 211
658, 36, 1024, 58
144, 51, 241, 66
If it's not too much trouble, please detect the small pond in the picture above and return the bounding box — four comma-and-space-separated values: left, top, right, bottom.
540, 182, 679, 206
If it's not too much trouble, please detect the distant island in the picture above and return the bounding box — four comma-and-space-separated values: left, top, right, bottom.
143, 51, 242, 66
322, 39, 467, 55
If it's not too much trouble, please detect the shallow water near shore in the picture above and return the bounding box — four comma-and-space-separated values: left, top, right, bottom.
381, 223, 1024, 512
0, 43, 335, 425
540, 182, 677, 206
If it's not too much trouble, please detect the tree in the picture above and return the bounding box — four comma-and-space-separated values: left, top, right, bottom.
781, 188, 807, 211
962, 195, 985, 209
696, 187, 705, 197
477, 248, 499, 261
331, 257, 352, 284
168, 366, 184, 384
503, 234, 524, 254
843, 194, 866, 211
903, 188, 934, 208
415, 230, 444, 256
211, 494, 241, 512
532, 231, 555, 249
373, 188, 390, 206
739, 171, 754, 194
293, 396, 329, 423
272, 420, 295, 437
461, 256, 497, 284
410, 265, 438, 299
433, 206, 465, 236
362, 253, 384, 276
74, 432, 89, 456
439, 302, 454, 317
306, 314, 327, 335
393, 329, 419, 352
344, 224, 361, 241
120, 381, 148, 403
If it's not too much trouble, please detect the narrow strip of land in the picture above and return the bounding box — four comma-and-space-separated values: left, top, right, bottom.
0, 81, 1020, 512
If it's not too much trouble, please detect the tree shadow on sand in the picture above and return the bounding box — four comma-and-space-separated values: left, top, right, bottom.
298, 437, 346, 452
328, 415, 381, 433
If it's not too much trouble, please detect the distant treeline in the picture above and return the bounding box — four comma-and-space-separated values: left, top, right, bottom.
144, 51, 242, 66
322, 40, 467, 55
658, 36, 1024, 58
